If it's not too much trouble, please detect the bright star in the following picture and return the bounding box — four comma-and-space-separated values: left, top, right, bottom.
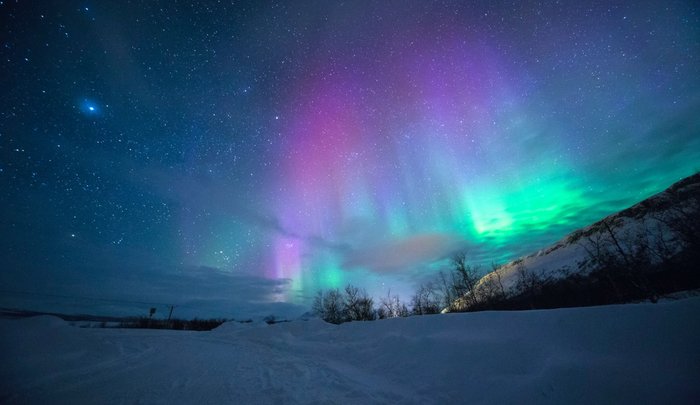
79, 99, 102, 116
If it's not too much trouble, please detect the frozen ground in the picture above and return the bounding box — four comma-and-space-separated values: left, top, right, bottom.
2, 298, 699, 404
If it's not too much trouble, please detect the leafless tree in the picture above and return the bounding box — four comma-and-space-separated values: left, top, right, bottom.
578, 216, 659, 302
449, 252, 481, 310
476, 263, 507, 307
410, 282, 441, 315
312, 288, 346, 324
438, 271, 456, 310
650, 190, 700, 259
377, 290, 409, 319
344, 284, 375, 321
514, 263, 544, 309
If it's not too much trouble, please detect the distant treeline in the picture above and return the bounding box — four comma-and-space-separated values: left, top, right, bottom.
116, 317, 228, 331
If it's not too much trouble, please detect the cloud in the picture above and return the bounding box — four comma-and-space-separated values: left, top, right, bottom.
117, 265, 310, 319
342, 233, 465, 273
1, 264, 308, 320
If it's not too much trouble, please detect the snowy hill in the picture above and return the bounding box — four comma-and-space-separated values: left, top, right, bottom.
474, 173, 700, 298
1, 297, 699, 404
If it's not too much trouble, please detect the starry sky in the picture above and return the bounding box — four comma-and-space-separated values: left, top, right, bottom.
1, 1, 699, 318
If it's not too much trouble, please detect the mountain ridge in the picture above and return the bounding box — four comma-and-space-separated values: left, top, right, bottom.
465, 172, 700, 308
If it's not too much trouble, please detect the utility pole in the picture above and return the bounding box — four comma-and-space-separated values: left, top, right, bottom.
167, 305, 175, 322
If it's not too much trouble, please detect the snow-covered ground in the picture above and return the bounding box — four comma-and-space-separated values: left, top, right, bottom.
2, 298, 699, 404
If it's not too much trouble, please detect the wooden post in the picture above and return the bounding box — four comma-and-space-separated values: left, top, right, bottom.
167, 305, 174, 321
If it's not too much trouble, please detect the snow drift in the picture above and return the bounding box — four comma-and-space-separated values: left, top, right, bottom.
2, 298, 699, 404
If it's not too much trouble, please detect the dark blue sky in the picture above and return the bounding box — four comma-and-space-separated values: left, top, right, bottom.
1, 1, 698, 318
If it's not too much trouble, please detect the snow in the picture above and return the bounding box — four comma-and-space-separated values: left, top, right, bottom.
484, 240, 589, 291
2, 299, 699, 404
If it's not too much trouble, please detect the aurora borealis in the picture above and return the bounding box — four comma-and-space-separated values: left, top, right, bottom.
1, 1, 699, 316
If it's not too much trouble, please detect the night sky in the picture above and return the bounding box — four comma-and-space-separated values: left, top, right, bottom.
1, 1, 699, 318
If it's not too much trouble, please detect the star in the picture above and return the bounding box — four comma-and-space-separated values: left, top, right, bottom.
79, 98, 101, 116
1, 0, 698, 317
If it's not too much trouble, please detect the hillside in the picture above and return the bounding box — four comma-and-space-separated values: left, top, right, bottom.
467, 173, 700, 309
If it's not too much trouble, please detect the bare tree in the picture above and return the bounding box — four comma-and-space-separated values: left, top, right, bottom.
601, 218, 633, 269
492, 263, 506, 298
645, 219, 675, 265
312, 288, 346, 324
476, 263, 507, 307
438, 271, 456, 311
579, 216, 658, 302
650, 190, 700, 260
410, 282, 441, 315
448, 252, 481, 311
378, 290, 409, 319
514, 263, 543, 309
344, 284, 375, 321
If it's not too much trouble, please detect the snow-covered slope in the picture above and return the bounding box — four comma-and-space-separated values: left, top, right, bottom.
477, 173, 700, 294
2, 298, 699, 404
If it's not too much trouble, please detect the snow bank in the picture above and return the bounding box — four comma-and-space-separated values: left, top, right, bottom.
2, 298, 699, 404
